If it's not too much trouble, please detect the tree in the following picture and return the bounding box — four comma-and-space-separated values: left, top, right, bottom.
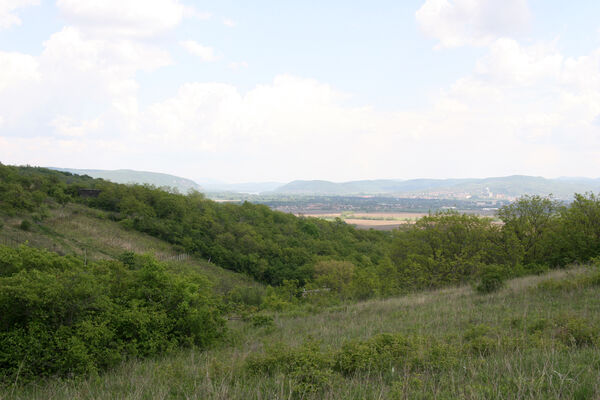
557, 193, 600, 264
497, 195, 561, 266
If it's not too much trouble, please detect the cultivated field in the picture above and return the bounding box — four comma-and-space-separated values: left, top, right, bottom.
301, 211, 501, 230
302, 212, 430, 230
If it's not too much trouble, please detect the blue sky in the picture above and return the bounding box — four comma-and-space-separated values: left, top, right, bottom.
1, 0, 600, 182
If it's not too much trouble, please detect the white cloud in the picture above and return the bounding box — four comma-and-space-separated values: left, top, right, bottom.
3, 4, 600, 180
0, 26, 171, 136
183, 7, 212, 20
0, 51, 39, 92
50, 116, 102, 137
0, 0, 39, 30
474, 38, 563, 86
416, 0, 531, 48
228, 61, 248, 70
56, 0, 186, 37
180, 40, 219, 62
223, 18, 236, 28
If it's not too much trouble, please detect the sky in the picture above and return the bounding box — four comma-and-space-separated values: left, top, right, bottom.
1, 0, 600, 183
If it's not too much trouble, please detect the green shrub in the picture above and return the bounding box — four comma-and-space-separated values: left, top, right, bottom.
251, 314, 274, 328
19, 220, 31, 231
227, 286, 265, 307
553, 316, 597, 347
245, 340, 333, 396
334, 333, 411, 376
475, 265, 506, 294
0, 246, 226, 382
463, 324, 497, 355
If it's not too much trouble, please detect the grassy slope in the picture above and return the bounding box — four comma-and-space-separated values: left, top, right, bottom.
4, 267, 599, 399
0, 204, 259, 293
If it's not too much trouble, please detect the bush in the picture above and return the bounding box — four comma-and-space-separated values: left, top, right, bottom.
0, 246, 226, 382
553, 316, 597, 347
19, 220, 31, 231
334, 333, 411, 376
475, 265, 506, 294
251, 314, 274, 328
463, 324, 497, 355
245, 340, 333, 396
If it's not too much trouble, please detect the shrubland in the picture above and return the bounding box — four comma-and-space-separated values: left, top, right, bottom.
0, 246, 225, 382
2, 163, 600, 397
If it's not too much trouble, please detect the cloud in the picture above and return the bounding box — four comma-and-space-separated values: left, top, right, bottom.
183, 7, 212, 20
56, 0, 186, 37
50, 116, 102, 137
2, 4, 600, 181
180, 40, 219, 62
223, 18, 236, 28
0, 51, 40, 92
416, 0, 531, 48
0, 26, 171, 136
474, 38, 563, 86
0, 0, 39, 30
228, 61, 248, 70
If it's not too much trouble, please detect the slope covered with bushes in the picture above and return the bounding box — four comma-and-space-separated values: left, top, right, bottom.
3, 163, 600, 299
0, 246, 225, 382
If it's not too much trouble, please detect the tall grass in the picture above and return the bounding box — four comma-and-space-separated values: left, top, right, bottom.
3, 267, 599, 399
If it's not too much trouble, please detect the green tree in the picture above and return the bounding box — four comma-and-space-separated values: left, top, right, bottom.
497, 195, 561, 266
557, 193, 600, 264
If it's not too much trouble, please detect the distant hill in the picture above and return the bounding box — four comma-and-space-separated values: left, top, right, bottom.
273, 175, 600, 199
50, 168, 202, 193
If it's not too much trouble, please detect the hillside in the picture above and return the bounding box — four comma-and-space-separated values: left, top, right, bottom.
50, 167, 203, 193
273, 175, 600, 199
4, 266, 599, 399
2, 163, 600, 398
0, 203, 258, 293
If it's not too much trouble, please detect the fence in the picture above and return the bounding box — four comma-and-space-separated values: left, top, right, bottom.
155, 253, 191, 262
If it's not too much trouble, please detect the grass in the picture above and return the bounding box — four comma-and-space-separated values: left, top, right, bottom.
3, 267, 599, 399
0, 204, 259, 293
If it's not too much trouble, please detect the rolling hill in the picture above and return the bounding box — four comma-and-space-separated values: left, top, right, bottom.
273, 175, 600, 199
50, 167, 203, 193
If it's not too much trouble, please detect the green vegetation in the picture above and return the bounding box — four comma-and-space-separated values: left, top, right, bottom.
3, 267, 599, 399
2, 163, 600, 398
0, 246, 225, 382
3, 163, 600, 298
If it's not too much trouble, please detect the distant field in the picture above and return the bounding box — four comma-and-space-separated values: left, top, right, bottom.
301, 212, 428, 230
300, 211, 501, 230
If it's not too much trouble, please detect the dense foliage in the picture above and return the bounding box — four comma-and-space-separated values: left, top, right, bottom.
2, 164, 600, 300
0, 246, 225, 381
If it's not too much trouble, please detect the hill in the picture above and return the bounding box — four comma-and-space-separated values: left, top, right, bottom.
50, 167, 203, 193
5, 266, 600, 399
273, 175, 600, 199
2, 163, 600, 397
0, 203, 258, 293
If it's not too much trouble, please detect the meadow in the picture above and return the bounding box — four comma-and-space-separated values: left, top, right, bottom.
2, 266, 599, 399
